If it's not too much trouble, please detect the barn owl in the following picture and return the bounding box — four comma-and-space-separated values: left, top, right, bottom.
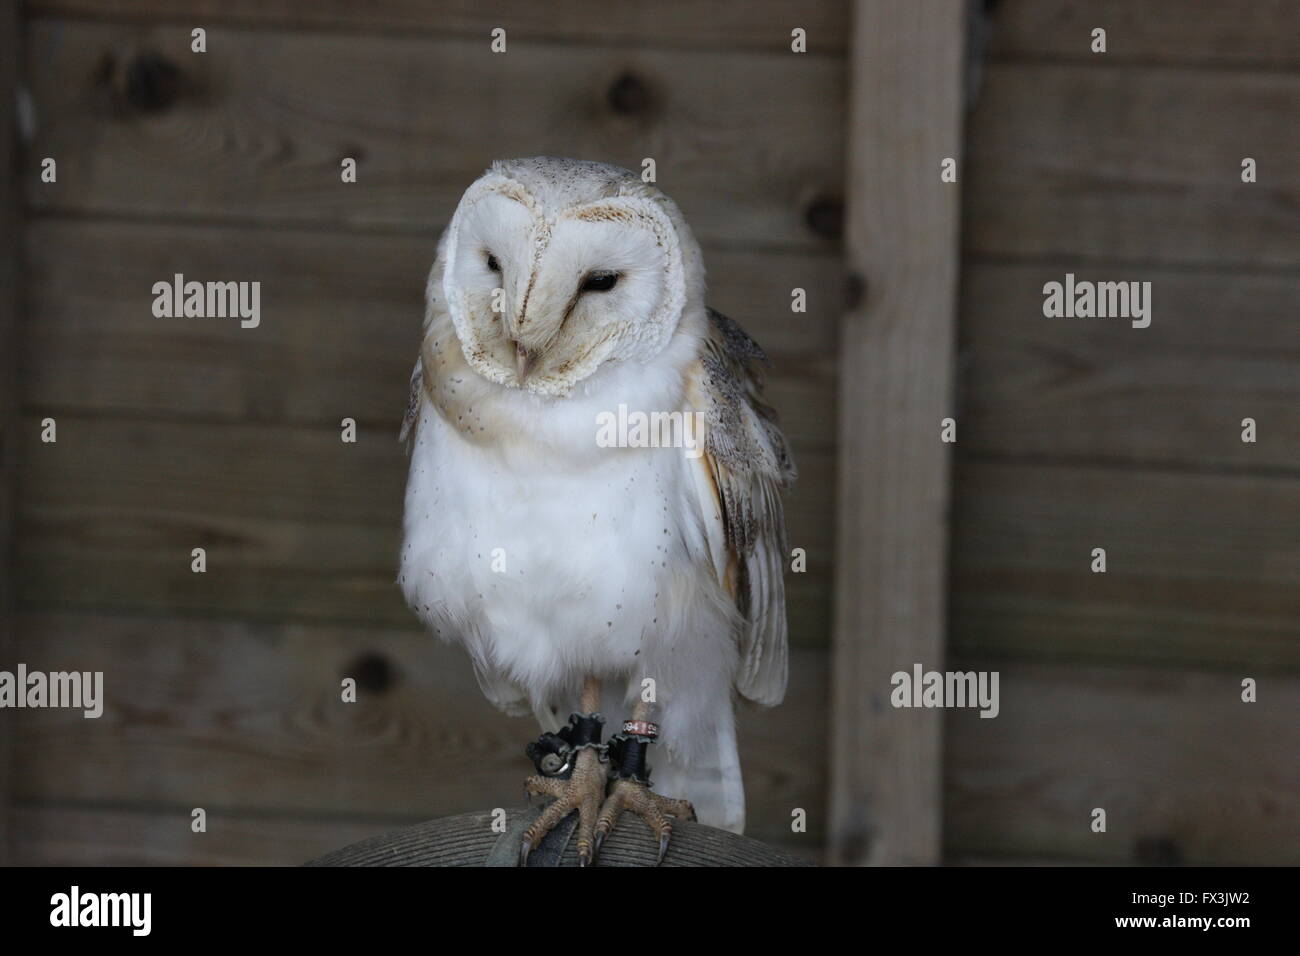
400, 157, 795, 865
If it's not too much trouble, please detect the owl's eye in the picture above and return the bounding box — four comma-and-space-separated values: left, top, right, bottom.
581, 271, 619, 293
485, 252, 500, 273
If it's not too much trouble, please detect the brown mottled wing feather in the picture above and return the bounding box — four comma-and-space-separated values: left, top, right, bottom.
398, 356, 423, 450
689, 308, 797, 706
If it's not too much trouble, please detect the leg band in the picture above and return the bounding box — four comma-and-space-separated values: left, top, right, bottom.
607, 731, 654, 785
526, 711, 605, 778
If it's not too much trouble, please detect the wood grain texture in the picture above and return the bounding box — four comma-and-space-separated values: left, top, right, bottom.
950, 463, 1300, 673
12, 613, 829, 853
15, 805, 818, 866
22, 219, 840, 444
307, 809, 811, 866
13, 804, 392, 866
28, 0, 1299, 65
986, 0, 1300, 67
945, 663, 1300, 865
964, 64, 1300, 268
24, 20, 846, 247
16, 415, 833, 645
16, 655, 1293, 865
24, 0, 852, 53
830, 0, 964, 866
958, 262, 1300, 472
0, 0, 20, 865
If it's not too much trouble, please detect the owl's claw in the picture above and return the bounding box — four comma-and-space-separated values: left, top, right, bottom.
593, 777, 696, 867
519, 747, 606, 867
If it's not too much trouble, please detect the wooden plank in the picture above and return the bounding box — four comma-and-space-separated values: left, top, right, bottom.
16, 416, 834, 644
15, 804, 823, 865
31, 0, 1296, 67
19, 654, 1292, 865
829, 0, 964, 866
22, 219, 840, 445
13, 804, 392, 866
964, 64, 1300, 268
958, 262, 1300, 471
25, 0, 852, 54
950, 463, 1300, 672
987, 0, 1300, 68
24, 20, 847, 248
945, 663, 1300, 865
13, 612, 830, 851
0, 0, 20, 866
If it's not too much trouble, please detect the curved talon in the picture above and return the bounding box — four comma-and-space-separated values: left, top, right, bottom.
517, 747, 607, 867
595, 778, 692, 867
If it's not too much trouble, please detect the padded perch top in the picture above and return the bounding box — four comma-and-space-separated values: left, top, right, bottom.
307, 809, 811, 867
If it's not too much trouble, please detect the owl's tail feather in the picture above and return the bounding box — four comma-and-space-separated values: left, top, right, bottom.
650, 709, 745, 834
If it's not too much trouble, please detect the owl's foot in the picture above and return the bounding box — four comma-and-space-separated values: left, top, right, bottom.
596, 722, 696, 865
595, 778, 696, 864
521, 714, 608, 867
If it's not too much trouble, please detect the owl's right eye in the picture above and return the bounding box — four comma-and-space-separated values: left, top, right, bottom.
485, 252, 500, 273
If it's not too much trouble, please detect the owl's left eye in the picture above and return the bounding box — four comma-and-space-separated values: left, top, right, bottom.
581, 271, 619, 292
485, 252, 500, 273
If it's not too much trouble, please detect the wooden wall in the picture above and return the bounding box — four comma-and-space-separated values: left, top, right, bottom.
7, 0, 1297, 866
0, 0, 22, 867
946, 0, 1299, 863
12, 0, 846, 863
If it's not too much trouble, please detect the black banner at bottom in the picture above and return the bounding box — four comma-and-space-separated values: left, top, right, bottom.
3, 864, 1284, 943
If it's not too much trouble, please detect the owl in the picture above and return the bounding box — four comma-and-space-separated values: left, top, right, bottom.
400, 157, 795, 865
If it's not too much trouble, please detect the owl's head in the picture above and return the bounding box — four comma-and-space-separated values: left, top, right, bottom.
437, 157, 705, 397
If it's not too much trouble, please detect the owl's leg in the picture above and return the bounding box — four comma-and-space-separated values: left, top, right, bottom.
594, 698, 696, 865
520, 675, 608, 867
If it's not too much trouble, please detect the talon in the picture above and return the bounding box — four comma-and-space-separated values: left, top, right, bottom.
515, 741, 607, 868
597, 726, 692, 866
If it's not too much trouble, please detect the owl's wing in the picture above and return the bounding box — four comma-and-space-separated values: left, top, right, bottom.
686, 308, 797, 706
398, 355, 423, 451
401, 229, 454, 450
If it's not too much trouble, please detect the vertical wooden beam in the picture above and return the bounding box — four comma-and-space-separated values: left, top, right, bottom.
0, 0, 21, 864
829, 0, 965, 866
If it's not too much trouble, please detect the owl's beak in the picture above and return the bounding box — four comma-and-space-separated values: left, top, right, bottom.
512, 339, 539, 384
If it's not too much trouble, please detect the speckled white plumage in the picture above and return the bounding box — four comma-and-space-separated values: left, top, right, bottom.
399, 158, 794, 832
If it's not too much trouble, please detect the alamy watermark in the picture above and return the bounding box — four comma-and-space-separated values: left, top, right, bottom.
596, 404, 705, 459
50, 886, 151, 936
152, 273, 261, 328
891, 663, 999, 718
1042, 273, 1151, 328
0, 664, 103, 718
